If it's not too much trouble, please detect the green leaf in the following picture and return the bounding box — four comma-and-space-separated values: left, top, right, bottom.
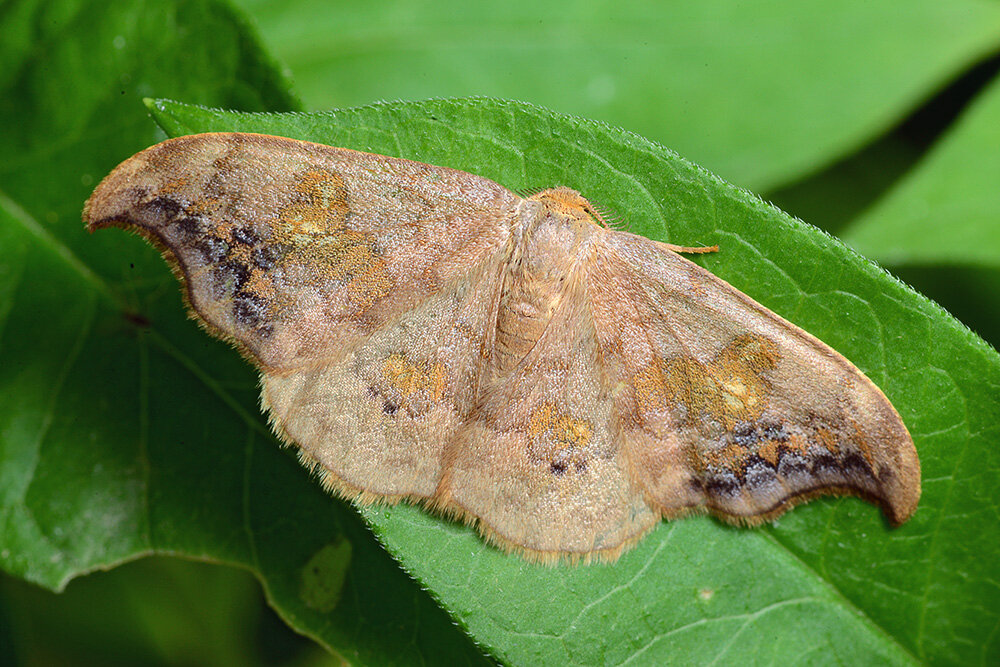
231, 0, 1000, 191
0, 1, 485, 664
140, 98, 999, 664
0, 0, 296, 270
842, 73, 1000, 268
1, 556, 320, 665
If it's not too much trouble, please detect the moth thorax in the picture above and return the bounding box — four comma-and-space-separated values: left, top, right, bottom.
490, 208, 592, 377
527, 187, 605, 228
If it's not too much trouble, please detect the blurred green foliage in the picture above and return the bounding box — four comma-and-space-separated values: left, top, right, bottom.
2, 1, 999, 665
0, 556, 336, 666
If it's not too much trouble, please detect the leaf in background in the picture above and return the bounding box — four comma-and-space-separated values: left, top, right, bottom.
842, 73, 1000, 268
1, 556, 314, 666
838, 70, 1000, 355
147, 98, 1000, 665
0, 1, 485, 664
231, 0, 1000, 191
0, 0, 295, 586
0, 0, 296, 254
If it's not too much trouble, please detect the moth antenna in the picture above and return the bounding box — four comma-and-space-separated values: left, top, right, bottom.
580, 197, 627, 231
597, 209, 628, 231
590, 204, 611, 227
654, 239, 719, 254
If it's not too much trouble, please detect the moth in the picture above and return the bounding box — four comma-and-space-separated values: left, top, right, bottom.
85, 132, 920, 562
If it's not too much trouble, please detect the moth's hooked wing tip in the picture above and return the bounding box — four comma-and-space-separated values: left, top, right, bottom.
842, 392, 920, 527
83, 169, 195, 289
81, 139, 259, 352
84, 151, 166, 235
824, 423, 921, 527
84, 133, 235, 235
882, 432, 922, 526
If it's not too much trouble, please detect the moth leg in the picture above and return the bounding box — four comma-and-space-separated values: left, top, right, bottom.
654, 240, 719, 254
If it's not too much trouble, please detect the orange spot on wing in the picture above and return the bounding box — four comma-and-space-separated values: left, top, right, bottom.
785, 433, 810, 456
848, 419, 877, 467
757, 439, 780, 467
382, 353, 448, 403
527, 404, 593, 472
814, 427, 840, 455
242, 268, 272, 298
271, 170, 393, 309
634, 334, 780, 429
160, 177, 189, 194
703, 443, 749, 471
185, 198, 221, 216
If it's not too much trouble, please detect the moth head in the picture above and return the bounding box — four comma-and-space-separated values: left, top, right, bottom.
529, 187, 607, 228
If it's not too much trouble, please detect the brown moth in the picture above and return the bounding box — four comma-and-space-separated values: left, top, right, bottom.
84, 132, 920, 562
